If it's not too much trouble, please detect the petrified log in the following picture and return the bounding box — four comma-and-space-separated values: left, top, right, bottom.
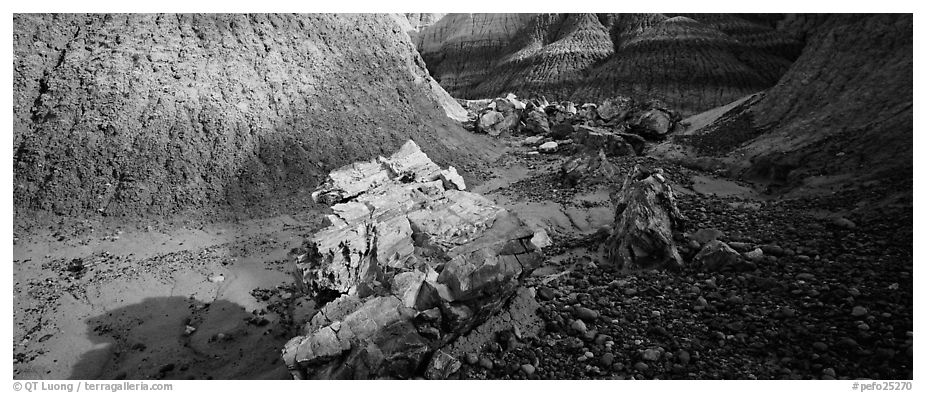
605, 165, 686, 270
283, 140, 544, 379
561, 149, 619, 186
573, 125, 642, 157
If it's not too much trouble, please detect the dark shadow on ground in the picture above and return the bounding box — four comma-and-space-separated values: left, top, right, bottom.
69, 296, 292, 380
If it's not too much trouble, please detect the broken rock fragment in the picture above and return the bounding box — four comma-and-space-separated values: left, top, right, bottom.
605, 165, 686, 270
284, 140, 543, 379
561, 149, 619, 186
693, 240, 756, 272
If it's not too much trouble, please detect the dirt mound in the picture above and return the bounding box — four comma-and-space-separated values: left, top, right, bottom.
673, 14, 912, 189
14, 14, 489, 221
414, 13, 801, 116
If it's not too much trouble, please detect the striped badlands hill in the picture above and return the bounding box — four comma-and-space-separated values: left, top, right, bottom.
413, 13, 802, 116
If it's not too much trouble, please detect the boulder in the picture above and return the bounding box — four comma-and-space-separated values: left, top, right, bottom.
284, 140, 544, 379
561, 149, 619, 186
605, 166, 686, 270
477, 110, 505, 134
522, 108, 551, 135
631, 108, 673, 138
692, 240, 754, 272
596, 96, 634, 122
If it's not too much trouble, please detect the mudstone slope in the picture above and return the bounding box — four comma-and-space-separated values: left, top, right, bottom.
14, 13, 478, 220
673, 14, 912, 188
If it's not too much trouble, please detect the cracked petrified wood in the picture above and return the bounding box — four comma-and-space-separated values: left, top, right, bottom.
283, 140, 544, 379
605, 165, 686, 270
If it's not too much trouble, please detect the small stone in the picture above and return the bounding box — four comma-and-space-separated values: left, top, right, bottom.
537, 287, 555, 301
642, 348, 660, 361
465, 353, 479, 365
812, 342, 829, 352
696, 296, 709, 308
634, 362, 649, 371
570, 319, 588, 335
158, 363, 175, 373
600, 353, 615, 367
520, 364, 535, 375
796, 273, 815, 280
676, 350, 691, 365
743, 249, 764, 261
781, 307, 796, 318
538, 141, 558, 153
690, 228, 724, 244
584, 351, 594, 359
208, 275, 225, 283
823, 368, 836, 377
479, 357, 493, 370
574, 307, 598, 322
760, 244, 785, 256
832, 217, 856, 229
624, 288, 638, 296
184, 325, 196, 335
851, 306, 868, 317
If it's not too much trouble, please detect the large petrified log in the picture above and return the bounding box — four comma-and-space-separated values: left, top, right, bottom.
283, 140, 544, 379
605, 165, 686, 270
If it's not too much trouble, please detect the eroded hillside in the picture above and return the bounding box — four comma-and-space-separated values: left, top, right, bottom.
14, 13, 481, 220
413, 13, 801, 115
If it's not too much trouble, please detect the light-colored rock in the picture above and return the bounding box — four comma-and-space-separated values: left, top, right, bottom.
530, 228, 552, 249
538, 141, 558, 153
285, 140, 542, 379
522, 135, 545, 146
440, 166, 466, 190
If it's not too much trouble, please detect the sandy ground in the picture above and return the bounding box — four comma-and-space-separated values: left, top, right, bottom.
12, 210, 326, 379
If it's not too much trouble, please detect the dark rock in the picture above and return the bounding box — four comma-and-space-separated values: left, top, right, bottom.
606, 166, 686, 270
574, 307, 598, 322
692, 240, 748, 272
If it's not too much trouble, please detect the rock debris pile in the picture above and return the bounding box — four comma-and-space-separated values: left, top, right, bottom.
462, 94, 680, 186
463, 94, 679, 143
282, 140, 545, 379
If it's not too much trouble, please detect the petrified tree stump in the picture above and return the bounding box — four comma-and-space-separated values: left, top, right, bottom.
283, 140, 544, 379
605, 165, 686, 270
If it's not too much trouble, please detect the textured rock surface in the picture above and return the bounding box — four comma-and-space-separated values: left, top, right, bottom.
283, 141, 543, 379
414, 13, 802, 116
606, 166, 686, 270
673, 14, 912, 188
692, 240, 748, 272
14, 13, 477, 219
